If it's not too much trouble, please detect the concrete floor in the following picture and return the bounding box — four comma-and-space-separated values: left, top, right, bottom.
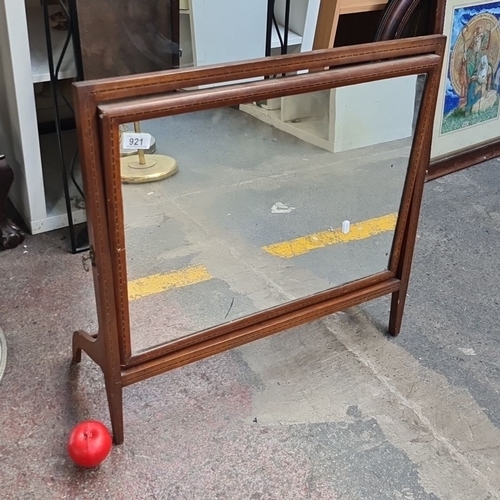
125, 108, 410, 352
1, 160, 500, 498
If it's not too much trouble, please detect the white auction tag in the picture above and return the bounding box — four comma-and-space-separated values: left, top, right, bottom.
121, 132, 152, 150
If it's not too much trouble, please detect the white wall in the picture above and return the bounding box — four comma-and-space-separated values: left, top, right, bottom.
0, 0, 45, 231
333, 76, 417, 152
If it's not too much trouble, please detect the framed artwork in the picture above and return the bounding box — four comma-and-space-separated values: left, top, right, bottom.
430, 0, 500, 168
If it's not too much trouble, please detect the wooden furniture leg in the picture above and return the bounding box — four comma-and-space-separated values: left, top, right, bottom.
313, 0, 341, 49
72, 329, 125, 444
72, 330, 99, 365
389, 157, 428, 336
0, 155, 25, 250
104, 375, 124, 445
389, 224, 410, 336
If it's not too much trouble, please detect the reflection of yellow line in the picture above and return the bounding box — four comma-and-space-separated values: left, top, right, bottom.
263, 213, 398, 259
128, 264, 212, 301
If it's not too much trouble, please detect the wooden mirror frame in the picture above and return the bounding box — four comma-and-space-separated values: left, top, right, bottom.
72, 35, 445, 444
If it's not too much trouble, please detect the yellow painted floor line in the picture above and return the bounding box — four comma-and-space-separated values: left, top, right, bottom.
263, 213, 398, 259
128, 264, 212, 301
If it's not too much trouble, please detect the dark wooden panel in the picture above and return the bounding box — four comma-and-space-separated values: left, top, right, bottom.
75, 0, 179, 80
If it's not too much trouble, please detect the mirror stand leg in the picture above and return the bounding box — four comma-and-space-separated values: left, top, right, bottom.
389, 289, 407, 336
72, 329, 124, 443
104, 375, 124, 445
389, 214, 413, 337
389, 151, 428, 336
389, 220, 411, 337
72, 330, 99, 365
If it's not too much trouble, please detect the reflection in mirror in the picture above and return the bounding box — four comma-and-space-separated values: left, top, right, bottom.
178, 0, 316, 71
120, 75, 426, 354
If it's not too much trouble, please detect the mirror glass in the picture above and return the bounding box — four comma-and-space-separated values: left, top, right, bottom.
179, 0, 305, 71
118, 74, 426, 354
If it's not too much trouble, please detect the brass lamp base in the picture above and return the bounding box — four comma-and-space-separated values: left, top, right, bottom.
121, 154, 179, 184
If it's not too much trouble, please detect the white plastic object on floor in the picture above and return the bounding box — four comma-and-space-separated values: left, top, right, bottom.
342, 220, 350, 234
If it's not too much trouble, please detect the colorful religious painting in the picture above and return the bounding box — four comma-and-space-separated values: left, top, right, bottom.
431, 1, 500, 160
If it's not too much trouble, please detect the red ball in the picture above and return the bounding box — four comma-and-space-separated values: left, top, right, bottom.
67, 420, 112, 468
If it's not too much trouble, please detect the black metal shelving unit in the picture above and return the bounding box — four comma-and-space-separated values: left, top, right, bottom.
41, 0, 87, 254
266, 0, 291, 57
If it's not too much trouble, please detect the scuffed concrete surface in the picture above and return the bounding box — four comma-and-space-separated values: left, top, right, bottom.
122, 108, 410, 353
1, 160, 500, 499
